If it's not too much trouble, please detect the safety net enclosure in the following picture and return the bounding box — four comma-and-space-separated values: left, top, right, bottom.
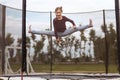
0, 0, 120, 79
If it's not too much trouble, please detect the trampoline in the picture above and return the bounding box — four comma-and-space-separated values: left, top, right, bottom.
0, 0, 120, 80
1, 73, 120, 80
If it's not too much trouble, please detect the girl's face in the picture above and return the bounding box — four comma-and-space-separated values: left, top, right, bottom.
55, 9, 62, 19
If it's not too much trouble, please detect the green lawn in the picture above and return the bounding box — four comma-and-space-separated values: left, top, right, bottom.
11, 64, 118, 73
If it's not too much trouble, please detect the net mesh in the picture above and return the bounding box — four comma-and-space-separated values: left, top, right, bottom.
0, 4, 118, 74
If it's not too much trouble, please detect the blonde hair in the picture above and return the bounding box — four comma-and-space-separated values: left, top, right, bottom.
55, 6, 63, 12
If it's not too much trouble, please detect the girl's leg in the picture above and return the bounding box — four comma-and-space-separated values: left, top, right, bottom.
31, 30, 55, 36
29, 25, 91, 37
76, 19, 93, 31
76, 25, 90, 31
29, 25, 55, 36
59, 19, 93, 37
58, 25, 91, 37
28, 19, 93, 36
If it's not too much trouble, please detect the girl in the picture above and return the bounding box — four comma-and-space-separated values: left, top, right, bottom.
29, 7, 93, 43
53, 7, 76, 42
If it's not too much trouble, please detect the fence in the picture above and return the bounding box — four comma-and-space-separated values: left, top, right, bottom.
0, 4, 118, 75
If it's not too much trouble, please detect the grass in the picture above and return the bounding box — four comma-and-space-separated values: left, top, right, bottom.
10, 64, 118, 73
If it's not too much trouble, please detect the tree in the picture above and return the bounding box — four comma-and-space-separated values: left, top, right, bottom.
31, 34, 36, 41
52, 47, 63, 62
8, 48, 14, 63
80, 30, 87, 57
74, 38, 80, 59
94, 36, 105, 62
15, 37, 22, 63
4, 33, 14, 63
107, 23, 117, 63
26, 36, 31, 50
17, 38, 22, 46
33, 35, 45, 63
89, 29, 96, 57
16, 36, 31, 63
5, 33, 14, 46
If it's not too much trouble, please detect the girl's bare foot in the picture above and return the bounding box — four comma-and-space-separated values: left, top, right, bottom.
89, 19, 93, 27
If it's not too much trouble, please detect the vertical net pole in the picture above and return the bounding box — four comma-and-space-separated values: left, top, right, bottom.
21, 0, 27, 74
1, 5, 6, 75
103, 10, 109, 74
50, 11, 53, 74
115, 0, 120, 74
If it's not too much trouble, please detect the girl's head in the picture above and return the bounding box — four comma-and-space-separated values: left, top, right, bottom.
55, 6, 63, 19
55, 6, 63, 12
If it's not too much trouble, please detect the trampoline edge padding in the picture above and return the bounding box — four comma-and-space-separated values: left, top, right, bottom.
2, 73, 120, 79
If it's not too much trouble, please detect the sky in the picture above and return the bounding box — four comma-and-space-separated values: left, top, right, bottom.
0, 0, 115, 12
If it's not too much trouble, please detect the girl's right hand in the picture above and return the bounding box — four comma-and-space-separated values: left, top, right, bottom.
73, 25, 76, 29
56, 38, 60, 43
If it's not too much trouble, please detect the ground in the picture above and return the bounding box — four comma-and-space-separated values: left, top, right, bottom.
1, 64, 119, 80
11, 64, 118, 73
